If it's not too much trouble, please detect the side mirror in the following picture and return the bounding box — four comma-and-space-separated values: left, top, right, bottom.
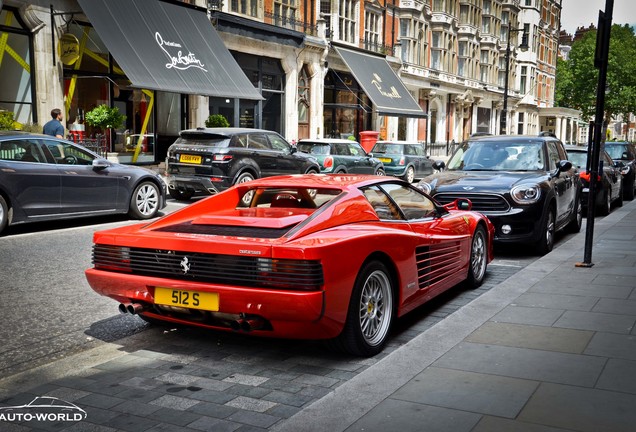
92, 158, 110, 170
557, 160, 572, 172
290, 146, 297, 154
622, 152, 630, 160
443, 198, 472, 211
433, 160, 446, 171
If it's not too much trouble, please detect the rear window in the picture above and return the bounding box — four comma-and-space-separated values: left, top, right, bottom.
297, 143, 330, 155
371, 143, 404, 154
174, 133, 231, 147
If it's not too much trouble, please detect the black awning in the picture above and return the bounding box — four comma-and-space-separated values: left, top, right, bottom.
334, 47, 426, 118
77, 0, 263, 100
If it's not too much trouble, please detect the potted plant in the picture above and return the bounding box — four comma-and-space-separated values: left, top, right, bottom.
205, 114, 230, 128
85, 105, 126, 150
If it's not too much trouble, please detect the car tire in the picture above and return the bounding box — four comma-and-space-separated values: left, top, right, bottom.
129, 181, 161, 220
465, 225, 488, 288
535, 207, 555, 255
403, 166, 415, 183
566, 195, 583, 233
235, 172, 256, 205
331, 261, 394, 357
169, 188, 194, 201
0, 195, 9, 235
305, 168, 319, 175
375, 168, 385, 176
598, 190, 611, 216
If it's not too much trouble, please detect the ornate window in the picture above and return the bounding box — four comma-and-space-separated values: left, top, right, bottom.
339, 0, 357, 43
231, 0, 259, 18
364, 10, 381, 52
298, 66, 310, 124
274, 0, 297, 27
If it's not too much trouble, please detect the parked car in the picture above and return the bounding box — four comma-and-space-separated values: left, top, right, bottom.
86, 174, 494, 356
165, 128, 320, 201
296, 138, 384, 175
418, 134, 582, 255
565, 145, 622, 215
603, 140, 636, 201
0, 131, 166, 235
369, 141, 434, 183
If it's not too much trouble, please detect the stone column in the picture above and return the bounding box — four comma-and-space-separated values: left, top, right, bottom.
22, 4, 65, 126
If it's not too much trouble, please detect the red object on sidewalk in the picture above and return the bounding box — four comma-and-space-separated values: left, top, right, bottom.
359, 131, 380, 153
69, 130, 85, 142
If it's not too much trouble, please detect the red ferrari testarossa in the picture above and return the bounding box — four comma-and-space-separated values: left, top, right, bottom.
86, 174, 494, 356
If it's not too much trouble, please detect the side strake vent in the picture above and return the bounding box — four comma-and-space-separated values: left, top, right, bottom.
415, 242, 462, 289
92, 245, 324, 291
154, 222, 293, 239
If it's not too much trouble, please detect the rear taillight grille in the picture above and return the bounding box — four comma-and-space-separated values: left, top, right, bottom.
92, 245, 324, 291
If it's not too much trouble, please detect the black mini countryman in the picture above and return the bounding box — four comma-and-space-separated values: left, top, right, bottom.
418, 134, 583, 255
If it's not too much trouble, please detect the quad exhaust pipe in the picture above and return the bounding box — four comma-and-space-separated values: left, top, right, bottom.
119, 302, 147, 315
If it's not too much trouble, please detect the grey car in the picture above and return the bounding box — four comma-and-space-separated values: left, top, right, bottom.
0, 131, 167, 235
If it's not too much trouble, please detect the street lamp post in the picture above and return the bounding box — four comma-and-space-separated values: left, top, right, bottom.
499, 27, 528, 135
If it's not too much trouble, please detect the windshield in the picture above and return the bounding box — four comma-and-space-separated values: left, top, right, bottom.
446, 141, 545, 171
568, 151, 587, 169
604, 144, 629, 159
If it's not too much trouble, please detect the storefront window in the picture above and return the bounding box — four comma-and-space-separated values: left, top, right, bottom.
63, 22, 158, 163
324, 70, 371, 139
212, 52, 284, 134
0, 7, 34, 126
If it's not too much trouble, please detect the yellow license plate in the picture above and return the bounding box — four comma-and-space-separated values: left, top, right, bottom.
154, 287, 219, 311
179, 154, 202, 164
379, 157, 392, 163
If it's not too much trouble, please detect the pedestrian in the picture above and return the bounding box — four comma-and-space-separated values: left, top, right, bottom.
43, 108, 65, 139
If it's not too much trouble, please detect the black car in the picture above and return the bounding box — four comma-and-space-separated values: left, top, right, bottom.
603, 141, 636, 201
296, 138, 384, 175
0, 131, 167, 235
166, 128, 320, 201
418, 134, 582, 255
566, 145, 622, 215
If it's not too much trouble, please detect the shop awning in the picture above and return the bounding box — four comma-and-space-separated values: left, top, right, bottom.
334, 46, 426, 118
77, 0, 263, 100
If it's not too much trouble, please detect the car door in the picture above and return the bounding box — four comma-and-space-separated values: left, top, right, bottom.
0, 138, 61, 218
347, 142, 375, 174
48, 140, 120, 214
547, 140, 575, 225
602, 151, 621, 200
263, 133, 299, 176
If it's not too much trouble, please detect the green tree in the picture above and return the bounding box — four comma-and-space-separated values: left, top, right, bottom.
555, 24, 636, 122
0, 111, 15, 130
205, 114, 230, 128
85, 105, 126, 130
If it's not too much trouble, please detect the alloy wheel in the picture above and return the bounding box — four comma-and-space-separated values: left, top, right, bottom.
358, 270, 393, 347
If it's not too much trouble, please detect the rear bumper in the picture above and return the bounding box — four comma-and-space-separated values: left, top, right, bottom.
85, 268, 341, 339
167, 175, 232, 195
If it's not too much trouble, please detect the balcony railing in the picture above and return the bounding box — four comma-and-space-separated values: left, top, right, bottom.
263, 10, 317, 36
360, 39, 395, 56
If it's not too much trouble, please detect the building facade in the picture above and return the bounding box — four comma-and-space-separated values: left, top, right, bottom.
0, 0, 576, 165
